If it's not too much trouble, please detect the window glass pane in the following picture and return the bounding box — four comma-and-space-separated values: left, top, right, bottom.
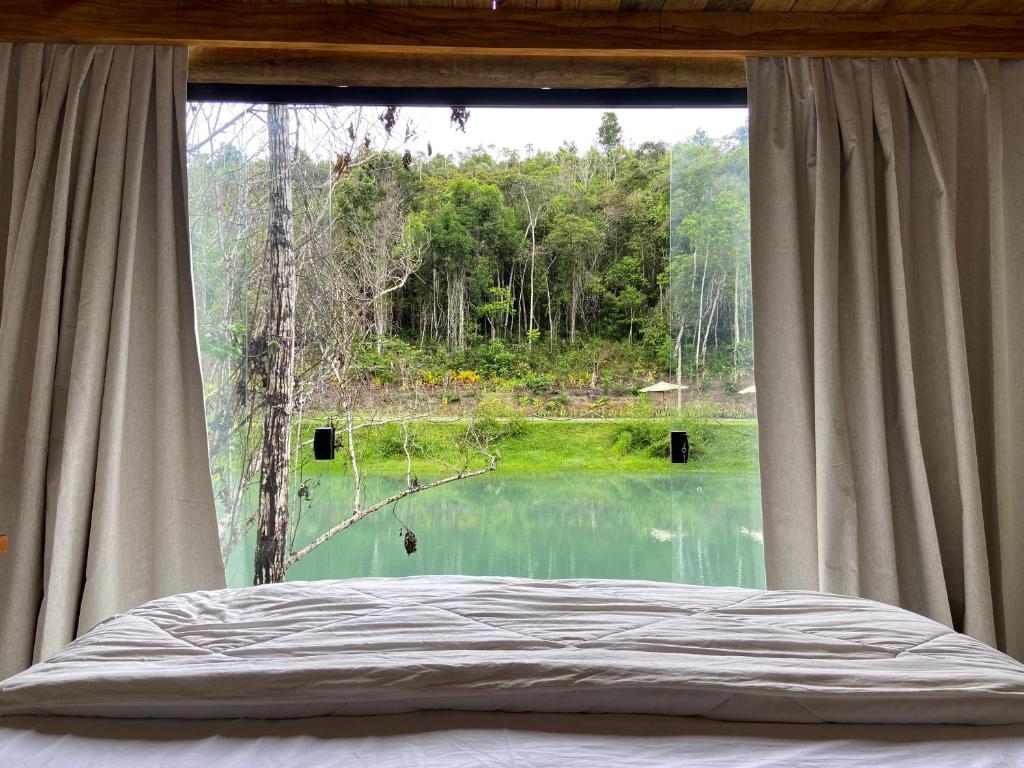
668, 129, 763, 588
187, 103, 761, 588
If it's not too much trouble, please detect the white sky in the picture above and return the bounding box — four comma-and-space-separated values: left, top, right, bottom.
402, 106, 748, 156
185, 103, 748, 161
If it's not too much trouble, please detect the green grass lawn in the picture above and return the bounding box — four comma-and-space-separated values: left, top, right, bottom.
295, 417, 759, 478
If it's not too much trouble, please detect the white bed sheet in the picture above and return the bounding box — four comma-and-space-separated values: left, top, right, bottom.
3, 713, 1024, 767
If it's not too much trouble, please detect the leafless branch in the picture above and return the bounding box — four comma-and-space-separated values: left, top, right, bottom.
283, 458, 496, 570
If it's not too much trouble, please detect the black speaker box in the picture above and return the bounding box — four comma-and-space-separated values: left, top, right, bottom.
313, 426, 336, 461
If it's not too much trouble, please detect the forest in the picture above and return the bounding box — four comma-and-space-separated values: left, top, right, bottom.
187, 105, 753, 583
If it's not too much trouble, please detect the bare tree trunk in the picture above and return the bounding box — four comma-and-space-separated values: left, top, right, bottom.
431, 267, 439, 343
570, 264, 584, 345
373, 293, 387, 354
524, 195, 539, 345
675, 324, 685, 413
445, 271, 467, 350
694, 250, 708, 376
701, 279, 724, 372
460, 286, 466, 349
546, 273, 556, 342
254, 103, 295, 586
733, 260, 740, 377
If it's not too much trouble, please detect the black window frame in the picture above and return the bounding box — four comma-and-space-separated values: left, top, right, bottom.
186, 84, 747, 109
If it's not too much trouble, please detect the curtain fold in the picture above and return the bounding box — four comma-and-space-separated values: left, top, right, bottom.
0, 43, 225, 681
748, 57, 1024, 658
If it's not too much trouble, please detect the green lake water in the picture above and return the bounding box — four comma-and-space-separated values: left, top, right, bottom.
225, 472, 764, 589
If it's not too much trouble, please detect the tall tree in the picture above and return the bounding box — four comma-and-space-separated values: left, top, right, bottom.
597, 112, 623, 153
418, 177, 523, 349
602, 255, 648, 345
510, 160, 557, 346
254, 103, 296, 585
546, 209, 603, 344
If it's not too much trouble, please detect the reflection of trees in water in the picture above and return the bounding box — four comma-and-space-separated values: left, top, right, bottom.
228, 473, 764, 589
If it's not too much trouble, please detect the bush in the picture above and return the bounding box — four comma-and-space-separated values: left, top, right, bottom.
471, 339, 526, 379
456, 369, 482, 385
369, 425, 406, 459
462, 414, 525, 445
611, 430, 633, 455
609, 410, 712, 462
524, 372, 553, 394
622, 393, 657, 419
476, 393, 517, 418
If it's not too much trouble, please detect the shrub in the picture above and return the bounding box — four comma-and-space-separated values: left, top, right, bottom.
524, 372, 553, 394
477, 393, 517, 418
463, 414, 525, 445
609, 410, 712, 462
370, 425, 406, 459
612, 430, 633, 455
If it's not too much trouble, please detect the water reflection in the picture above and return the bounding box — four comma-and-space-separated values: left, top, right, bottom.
226, 472, 764, 589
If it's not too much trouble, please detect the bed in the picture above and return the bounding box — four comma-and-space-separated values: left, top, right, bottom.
2, 575, 1023, 765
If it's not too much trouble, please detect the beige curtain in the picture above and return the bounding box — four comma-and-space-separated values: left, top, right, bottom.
748, 57, 1024, 658
0, 44, 225, 681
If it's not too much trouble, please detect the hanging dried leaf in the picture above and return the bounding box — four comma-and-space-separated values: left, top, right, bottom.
379, 106, 399, 136
332, 152, 351, 178
403, 529, 418, 555
450, 106, 470, 132
392, 502, 418, 556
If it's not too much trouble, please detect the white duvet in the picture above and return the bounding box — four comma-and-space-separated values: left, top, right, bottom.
2, 576, 1023, 724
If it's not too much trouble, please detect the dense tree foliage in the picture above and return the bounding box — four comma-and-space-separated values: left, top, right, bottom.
321, 114, 751, 384
190, 110, 751, 414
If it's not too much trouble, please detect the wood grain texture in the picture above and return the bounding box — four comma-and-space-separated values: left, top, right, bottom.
218, 0, 1024, 10
3, 2, 1024, 57
188, 46, 747, 86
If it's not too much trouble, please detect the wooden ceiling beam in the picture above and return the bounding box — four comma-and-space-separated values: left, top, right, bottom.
187, 48, 748, 88
4, 2, 1024, 58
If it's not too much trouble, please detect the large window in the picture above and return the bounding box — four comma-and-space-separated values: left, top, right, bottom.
186, 99, 761, 588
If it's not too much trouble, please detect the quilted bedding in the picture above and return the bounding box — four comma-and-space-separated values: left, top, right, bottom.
2, 576, 1023, 724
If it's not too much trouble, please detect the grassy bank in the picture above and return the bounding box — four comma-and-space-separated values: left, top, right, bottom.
295, 417, 759, 478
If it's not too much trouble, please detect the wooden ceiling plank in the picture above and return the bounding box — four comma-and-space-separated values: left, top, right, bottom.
883, 0, 1024, 12
3, 2, 1024, 57
705, 0, 755, 11
187, 46, 748, 86
750, 0, 888, 11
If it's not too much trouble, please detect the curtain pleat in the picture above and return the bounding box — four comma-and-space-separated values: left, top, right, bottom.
748, 57, 1024, 658
0, 43, 225, 681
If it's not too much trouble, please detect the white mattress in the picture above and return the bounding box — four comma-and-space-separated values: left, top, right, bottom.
2, 576, 1024, 764
3, 713, 1024, 767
